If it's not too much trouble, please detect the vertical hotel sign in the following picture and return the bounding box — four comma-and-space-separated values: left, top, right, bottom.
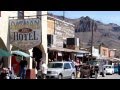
9, 18, 41, 50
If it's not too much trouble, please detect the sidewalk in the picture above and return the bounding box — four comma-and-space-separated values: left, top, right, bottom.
16, 77, 20, 79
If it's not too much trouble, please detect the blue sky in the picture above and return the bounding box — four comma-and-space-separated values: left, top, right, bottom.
49, 11, 120, 25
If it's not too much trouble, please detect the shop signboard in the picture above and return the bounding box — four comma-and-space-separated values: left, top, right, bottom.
9, 18, 41, 50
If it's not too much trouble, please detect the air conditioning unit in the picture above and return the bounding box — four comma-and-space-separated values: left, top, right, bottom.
66, 38, 80, 50
66, 38, 79, 45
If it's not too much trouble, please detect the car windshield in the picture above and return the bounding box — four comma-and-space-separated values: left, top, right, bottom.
105, 66, 112, 68
87, 61, 98, 65
48, 63, 63, 68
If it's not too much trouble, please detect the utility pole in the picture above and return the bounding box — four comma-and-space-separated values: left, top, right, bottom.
63, 11, 65, 20
91, 20, 94, 60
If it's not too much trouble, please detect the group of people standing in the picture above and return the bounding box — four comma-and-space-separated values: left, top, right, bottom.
0, 56, 83, 79
19, 57, 48, 79
32, 58, 48, 79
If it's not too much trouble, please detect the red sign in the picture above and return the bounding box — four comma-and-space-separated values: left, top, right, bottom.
11, 56, 20, 76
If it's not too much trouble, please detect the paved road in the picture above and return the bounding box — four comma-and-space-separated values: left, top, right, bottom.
78, 74, 120, 79
97, 74, 120, 79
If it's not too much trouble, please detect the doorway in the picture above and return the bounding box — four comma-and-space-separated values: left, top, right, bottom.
32, 47, 42, 70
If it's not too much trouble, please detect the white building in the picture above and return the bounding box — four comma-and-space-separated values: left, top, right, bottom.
0, 11, 48, 72
92, 46, 100, 59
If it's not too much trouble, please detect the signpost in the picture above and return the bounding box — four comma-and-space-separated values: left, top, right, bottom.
9, 18, 42, 50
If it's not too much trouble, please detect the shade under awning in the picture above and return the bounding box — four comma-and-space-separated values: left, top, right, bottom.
0, 49, 11, 57
75, 54, 84, 57
48, 47, 90, 53
11, 50, 31, 58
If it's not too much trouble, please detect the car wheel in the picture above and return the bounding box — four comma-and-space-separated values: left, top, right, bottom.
58, 74, 63, 79
71, 73, 75, 79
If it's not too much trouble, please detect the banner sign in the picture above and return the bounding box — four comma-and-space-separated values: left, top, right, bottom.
9, 18, 41, 50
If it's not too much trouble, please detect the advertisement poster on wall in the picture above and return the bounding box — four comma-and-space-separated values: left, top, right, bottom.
9, 18, 42, 50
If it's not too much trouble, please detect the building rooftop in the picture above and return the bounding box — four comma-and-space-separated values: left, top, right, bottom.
47, 15, 75, 27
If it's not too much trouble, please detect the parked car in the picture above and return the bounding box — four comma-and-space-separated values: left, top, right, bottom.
86, 60, 99, 78
86, 60, 107, 77
104, 65, 114, 75
37, 61, 76, 79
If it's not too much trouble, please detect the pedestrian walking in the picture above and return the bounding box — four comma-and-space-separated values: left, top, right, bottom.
75, 58, 80, 78
32, 58, 37, 79
41, 60, 48, 79
19, 57, 28, 79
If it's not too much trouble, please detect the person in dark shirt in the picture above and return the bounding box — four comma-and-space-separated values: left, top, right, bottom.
118, 63, 120, 75
19, 57, 28, 79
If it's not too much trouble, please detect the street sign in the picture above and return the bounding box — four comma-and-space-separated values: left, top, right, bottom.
9, 18, 42, 50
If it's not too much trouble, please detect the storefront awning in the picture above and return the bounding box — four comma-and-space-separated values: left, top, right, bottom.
11, 50, 31, 58
0, 49, 11, 57
75, 54, 83, 57
110, 58, 120, 61
48, 47, 74, 52
98, 56, 110, 60
48, 47, 90, 53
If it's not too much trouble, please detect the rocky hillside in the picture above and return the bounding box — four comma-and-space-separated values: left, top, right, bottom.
73, 16, 120, 57
48, 13, 120, 57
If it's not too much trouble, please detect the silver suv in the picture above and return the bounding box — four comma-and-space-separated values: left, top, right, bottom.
38, 61, 76, 79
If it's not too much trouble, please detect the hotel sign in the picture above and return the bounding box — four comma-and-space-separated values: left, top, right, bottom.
9, 18, 41, 50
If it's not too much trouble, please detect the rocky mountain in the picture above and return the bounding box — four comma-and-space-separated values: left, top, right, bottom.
48, 13, 120, 57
